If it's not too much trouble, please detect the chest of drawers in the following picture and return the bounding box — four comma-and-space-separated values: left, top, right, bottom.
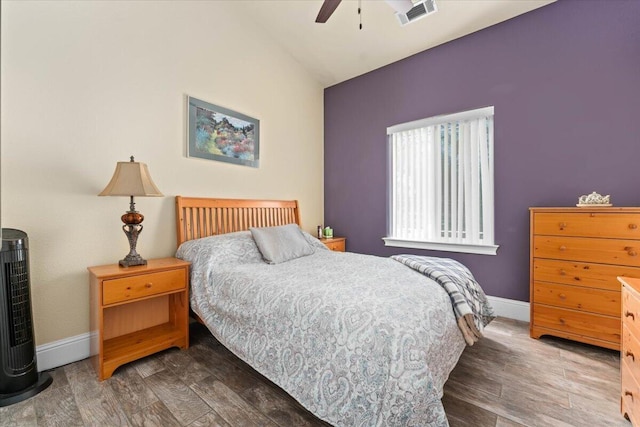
530, 207, 640, 350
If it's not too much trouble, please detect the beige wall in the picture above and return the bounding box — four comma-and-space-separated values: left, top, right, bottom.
0, 1, 324, 346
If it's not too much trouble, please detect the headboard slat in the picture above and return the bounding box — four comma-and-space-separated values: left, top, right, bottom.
175, 196, 302, 247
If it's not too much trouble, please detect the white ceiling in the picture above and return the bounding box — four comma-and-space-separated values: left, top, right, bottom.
230, 0, 556, 87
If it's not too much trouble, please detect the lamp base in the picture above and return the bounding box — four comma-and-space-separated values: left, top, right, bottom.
119, 254, 147, 268
120, 221, 146, 268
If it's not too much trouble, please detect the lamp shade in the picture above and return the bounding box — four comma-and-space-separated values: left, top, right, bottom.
98, 159, 163, 197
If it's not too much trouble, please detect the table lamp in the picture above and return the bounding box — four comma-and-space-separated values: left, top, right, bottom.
98, 156, 163, 267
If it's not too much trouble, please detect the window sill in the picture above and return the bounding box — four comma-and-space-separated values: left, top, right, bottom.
382, 237, 499, 255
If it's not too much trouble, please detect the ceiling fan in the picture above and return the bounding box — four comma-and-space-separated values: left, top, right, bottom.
315, 0, 416, 23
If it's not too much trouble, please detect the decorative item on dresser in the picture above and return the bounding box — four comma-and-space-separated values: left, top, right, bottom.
530, 207, 640, 350
88, 258, 190, 380
321, 236, 346, 252
619, 276, 640, 425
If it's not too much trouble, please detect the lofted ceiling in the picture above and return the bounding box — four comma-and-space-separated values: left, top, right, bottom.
229, 0, 556, 87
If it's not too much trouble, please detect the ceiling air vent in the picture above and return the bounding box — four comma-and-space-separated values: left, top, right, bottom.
396, 0, 437, 26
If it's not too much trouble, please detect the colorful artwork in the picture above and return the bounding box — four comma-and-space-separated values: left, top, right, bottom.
187, 96, 260, 167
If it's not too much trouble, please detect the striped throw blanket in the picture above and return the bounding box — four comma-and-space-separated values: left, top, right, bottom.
392, 254, 496, 345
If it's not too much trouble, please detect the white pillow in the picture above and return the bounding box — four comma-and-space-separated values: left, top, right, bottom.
250, 224, 314, 264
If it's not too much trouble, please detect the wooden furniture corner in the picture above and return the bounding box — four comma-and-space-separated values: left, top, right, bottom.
321, 236, 346, 252
88, 257, 190, 380
620, 276, 640, 425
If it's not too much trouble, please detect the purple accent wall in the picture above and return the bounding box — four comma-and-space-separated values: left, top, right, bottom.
324, 0, 640, 301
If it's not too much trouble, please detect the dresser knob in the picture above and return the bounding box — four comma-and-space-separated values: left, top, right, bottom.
630, 224, 638, 230
559, 222, 567, 230
574, 276, 581, 281
626, 351, 635, 362
558, 293, 566, 300
559, 318, 566, 324
559, 246, 567, 251
559, 269, 566, 276
145, 283, 153, 288
629, 250, 638, 257
626, 311, 635, 320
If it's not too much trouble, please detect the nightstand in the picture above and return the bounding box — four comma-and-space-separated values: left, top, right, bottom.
88, 257, 190, 380
322, 237, 346, 252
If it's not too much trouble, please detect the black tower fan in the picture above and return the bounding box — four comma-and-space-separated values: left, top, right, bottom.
0, 229, 52, 406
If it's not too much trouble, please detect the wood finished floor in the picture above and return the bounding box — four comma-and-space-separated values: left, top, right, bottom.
0, 317, 630, 427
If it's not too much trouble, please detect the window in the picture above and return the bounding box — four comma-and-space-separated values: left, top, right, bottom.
383, 106, 498, 255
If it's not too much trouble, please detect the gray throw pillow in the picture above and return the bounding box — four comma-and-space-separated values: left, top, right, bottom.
250, 224, 314, 264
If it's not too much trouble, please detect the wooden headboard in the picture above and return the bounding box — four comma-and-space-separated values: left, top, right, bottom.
175, 196, 301, 247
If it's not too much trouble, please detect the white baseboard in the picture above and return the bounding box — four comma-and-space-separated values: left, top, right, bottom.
487, 295, 530, 322
36, 332, 93, 372
34, 296, 529, 372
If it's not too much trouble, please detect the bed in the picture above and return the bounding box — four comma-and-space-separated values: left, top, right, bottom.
175, 196, 493, 426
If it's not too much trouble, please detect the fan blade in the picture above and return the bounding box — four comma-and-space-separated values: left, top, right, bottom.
315, 0, 342, 23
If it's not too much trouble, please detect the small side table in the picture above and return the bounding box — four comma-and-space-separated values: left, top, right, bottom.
322, 237, 346, 252
88, 257, 190, 380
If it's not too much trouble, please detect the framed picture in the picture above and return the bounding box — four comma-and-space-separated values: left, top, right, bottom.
187, 96, 260, 168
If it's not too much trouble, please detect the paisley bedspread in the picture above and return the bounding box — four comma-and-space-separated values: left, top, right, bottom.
177, 231, 466, 426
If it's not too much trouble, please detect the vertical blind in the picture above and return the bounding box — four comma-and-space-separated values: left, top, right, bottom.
387, 106, 495, 247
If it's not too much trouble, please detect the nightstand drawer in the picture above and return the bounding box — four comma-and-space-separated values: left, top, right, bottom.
320, 237, 346, 252
324, 240, 345, 252
103, 269, 186, 305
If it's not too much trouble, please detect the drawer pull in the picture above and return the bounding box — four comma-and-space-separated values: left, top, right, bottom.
626, 351, 635, 362
573, 276, 581, 281
559, 245, 567, 251
625, 391, 634, 400
629, 250, 638, 257
630, 224, 638, 230
626, 311, 635, 320
559, 222, 567, 230
558, 293, 567, 300
145, 283, 153, 288
559, 318, 566, 325
559, 269, 566, 276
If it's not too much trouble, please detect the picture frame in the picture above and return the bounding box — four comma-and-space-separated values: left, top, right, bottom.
187, 96, 260, 168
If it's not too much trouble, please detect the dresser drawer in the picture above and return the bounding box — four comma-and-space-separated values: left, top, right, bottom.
624, 285, 640, 340
622, 360, 640, 426
623, 324, 640, 382
103, 269, 186, 305
532, 282, 620, 316
533, 259, 640, 291
532, 304, 620, 344
533, 236, 640, 267
534, 212, 640, 239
